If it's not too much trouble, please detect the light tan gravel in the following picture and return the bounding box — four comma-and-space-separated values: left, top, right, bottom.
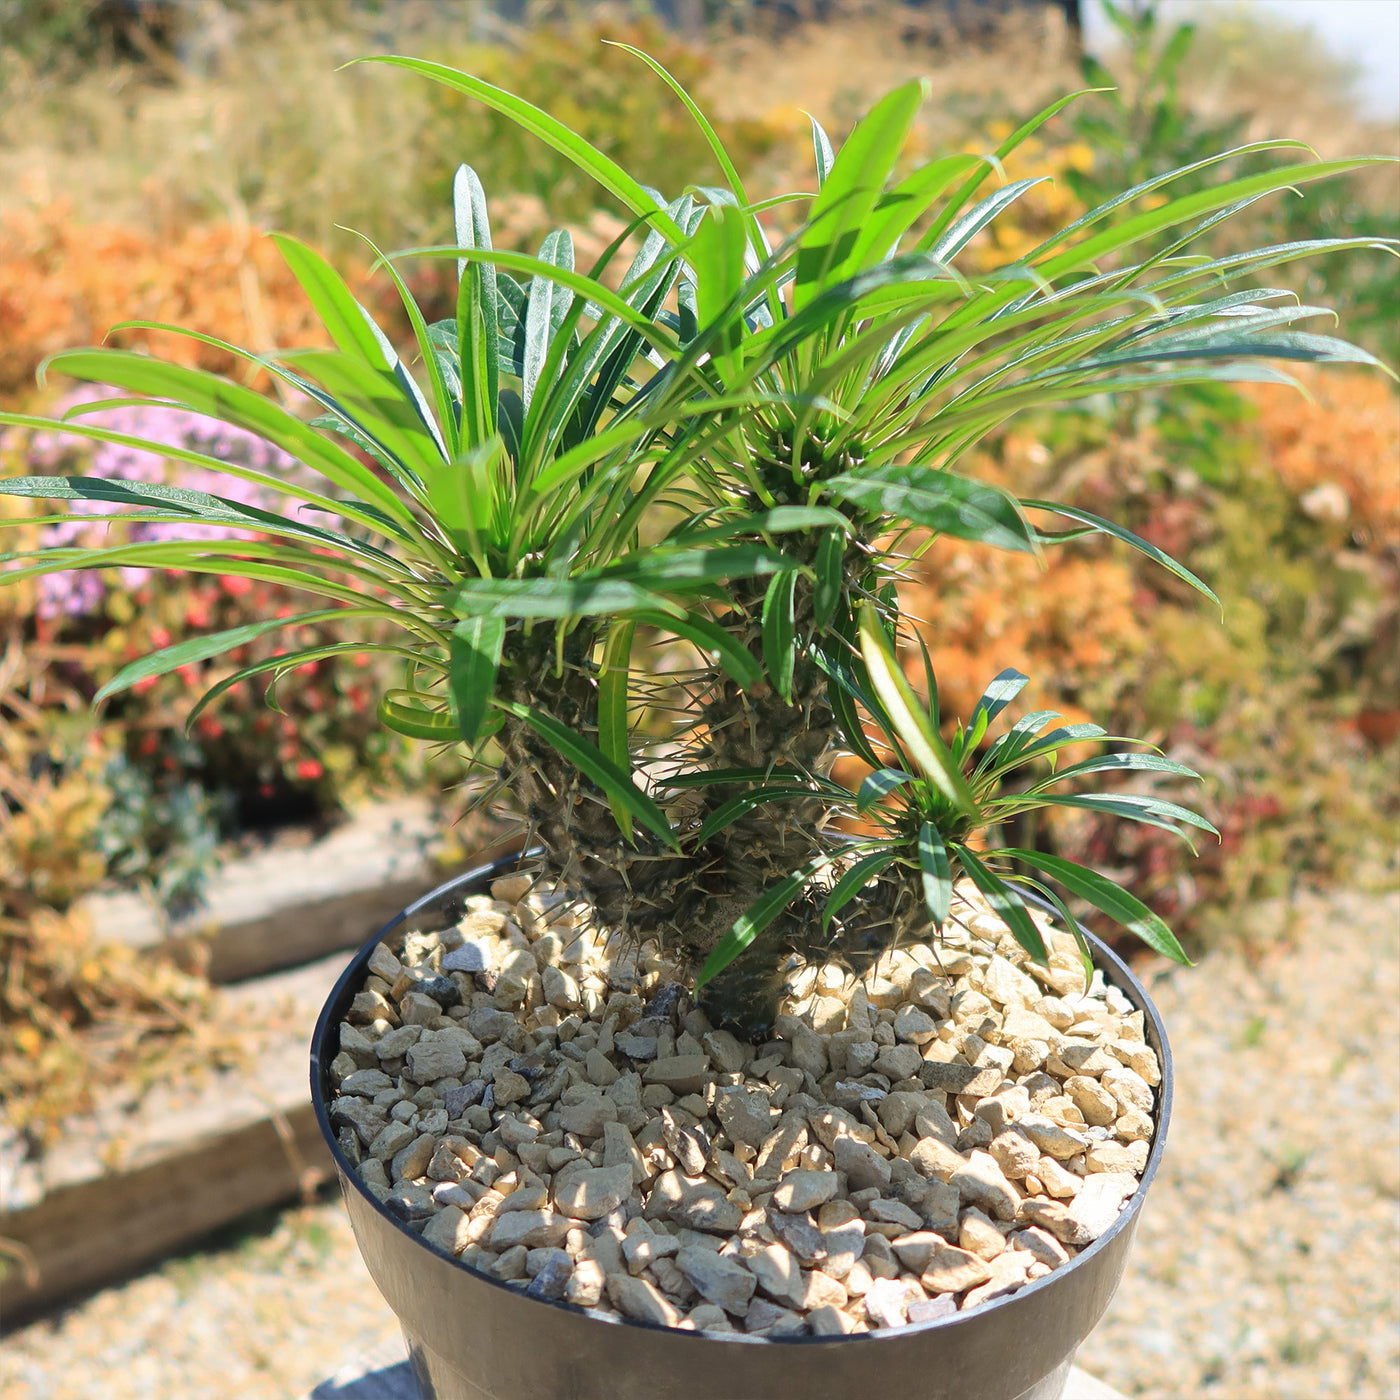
1, 886, 1396, 1400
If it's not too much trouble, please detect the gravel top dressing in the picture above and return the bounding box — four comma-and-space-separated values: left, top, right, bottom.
2, 886, 1394, 1400
327, 873, 1156, 1336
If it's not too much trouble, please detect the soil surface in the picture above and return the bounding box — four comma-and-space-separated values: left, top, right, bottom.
1, 886, 1396, 1400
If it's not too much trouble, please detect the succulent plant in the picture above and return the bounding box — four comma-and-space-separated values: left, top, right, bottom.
2, 51, 1392, 1031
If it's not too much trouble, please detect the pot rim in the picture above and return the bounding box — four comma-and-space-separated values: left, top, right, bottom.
310, 850, 1173, 1348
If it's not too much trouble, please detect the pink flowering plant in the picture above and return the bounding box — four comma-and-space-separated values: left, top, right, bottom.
2, 53, 1392, 1028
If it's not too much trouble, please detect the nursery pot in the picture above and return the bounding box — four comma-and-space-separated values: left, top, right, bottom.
311, 854, 1173, 1400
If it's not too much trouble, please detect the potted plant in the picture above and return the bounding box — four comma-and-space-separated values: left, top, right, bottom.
3, 49, 1391, 1400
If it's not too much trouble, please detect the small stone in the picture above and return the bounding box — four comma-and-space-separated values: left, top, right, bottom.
492, 1070, 531, 1106
834, 1136, 892, 1192
604, 1272, 681, 1326
962, 1248, 1032, 1308
768, 1210, 827, 1264
950, 1151, 1021, 1221
743, 1297, 806, 1337
745, 1244, 806, 1308
405, 1040, 468, 1084
488, 1210, 571, 1251
584, 1048, 619, 1087
876, 1091, 925, 1139
601, 1121, 647, 1185
715, 1086, 776, 1151
889, 1230, 949, 1272
553, 1164, 633, 1221
339, 1067, 395, 1096
391, 1133, 436, 1183
1035, 1156, 1083, 1199
490, 874, 533, 904
1114, 1108, 1154, 1143
1012, 1226, 1070, 1267
1085, 1140, 1149, 1175
920, 1062, 1001, 1097
908, 1294, 958, 1324
1064, 1170, 1142, 1237
866, 1197, 922, 1231
441, 942, 489, 974
492, 1245, 528, 1280
771, 1170, 838, 1214
803, 1269, 848, 1310
989, 1129, 1039, 1181
893, 1007, 940, 1044
368, 1120, 416, 1162
525, 1251, 574, 1301
919, 1241, 994, 1294
918, 1179, 961, 1237
701, 1029, 747, 1074
558, 1093, 618, 1139
909, 1136, 967, 1183
614, 1033, 659, 1061
644, 1055, 709, 1095
874, 1043, 924, 1081
675, 1247, 757, 1315
1110, 1039, 1161, 1085
542, 965, 580, 1010
1014, 1192, 1080, 1238
1017, 1115, 1090, 1161
982, 955, 1041, 1008
421, 1206, 471, 1255
958, 1207, 1007, 1261
1064, 1075, 1119, 1128
671, 1179, 743, 1234
566, 1259, 606, 1307
863, 1276, 914, 1330
807, 1304, 857, 1336
384, 1182, 436, 1223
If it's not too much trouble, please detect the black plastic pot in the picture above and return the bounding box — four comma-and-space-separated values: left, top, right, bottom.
311, 855, 1172, 1400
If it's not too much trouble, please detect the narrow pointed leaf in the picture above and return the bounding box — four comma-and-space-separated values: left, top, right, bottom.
952, 844, 1048, 964
695, 857, 827, 990
598, 619, 637, 839
857, 767, 913, 813
762, 568, 799, 703
918, 822, 952, 931
449, 615, 505, 746
823, 850, 898, 929
1001, 849, 1192, 965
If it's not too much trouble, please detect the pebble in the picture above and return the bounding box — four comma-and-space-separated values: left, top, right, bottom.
331, 876, 1160, 1340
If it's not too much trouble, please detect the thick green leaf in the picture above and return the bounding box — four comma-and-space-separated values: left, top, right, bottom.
1026, 752, 1202, 789
92, 608, 366, 703
794, 80, 926, 310
1000, 848, 1192, 964
694, 857, 827, 990
857, 767, 913, 813
822, 849, 897, 930
270, 232, 393, 371
41, 349, 420, 534
1025, 499, 1220, 607
691, 786, 821, 845
918, 821, 952, 932
605, 544, 791, 590
453, 164, 500, 445
522, 229, 576, 413
858, 604, 977, 814
951, 844, 1049, 964
812, 528, 844, 630
1002, 792, 1219, 844
598, 618, 637, 840
445, 577, 678, 620
762, 568, 799, 703
362, 57, 681, 239
448, 615, 505, 746
378, 691, 460, 742
629, 609, 763, 692
495, 701, 679, 851
829, 467, 1038, 555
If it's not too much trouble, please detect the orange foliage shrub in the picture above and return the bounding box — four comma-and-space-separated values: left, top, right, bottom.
0, 201, 350, 397
1245, 369, 1400, 551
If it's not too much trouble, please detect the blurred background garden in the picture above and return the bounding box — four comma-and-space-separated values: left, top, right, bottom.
0, 2, 1395, 1396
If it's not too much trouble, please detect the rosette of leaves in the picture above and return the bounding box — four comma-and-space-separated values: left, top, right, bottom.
681, 603, 1219, 1022
2, 50, 1394, 1032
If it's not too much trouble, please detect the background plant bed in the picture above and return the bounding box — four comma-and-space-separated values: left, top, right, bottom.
312, 858, 1172, 1399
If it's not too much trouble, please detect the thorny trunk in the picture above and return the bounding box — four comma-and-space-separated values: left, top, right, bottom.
492, 537, 905, 1034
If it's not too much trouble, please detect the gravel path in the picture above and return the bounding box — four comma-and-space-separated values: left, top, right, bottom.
2, 886, 1396, 1400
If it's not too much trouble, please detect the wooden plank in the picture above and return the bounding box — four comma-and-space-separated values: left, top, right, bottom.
0, 953, 348, 1325
76, 798, 518, 985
